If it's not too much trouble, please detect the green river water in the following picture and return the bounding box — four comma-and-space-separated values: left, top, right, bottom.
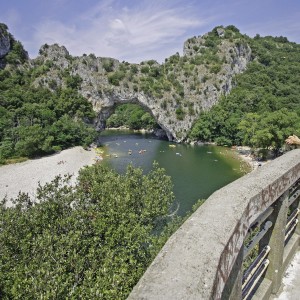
99, 130, 247, 216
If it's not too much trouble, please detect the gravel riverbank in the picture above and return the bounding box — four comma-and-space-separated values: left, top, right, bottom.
235, 146, 270, 171
0, 144, 264, 207
0, 147, 97, 206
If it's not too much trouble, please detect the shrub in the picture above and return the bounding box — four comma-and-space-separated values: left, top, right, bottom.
102, 59, 114, 72
210, 64, 222, 74
141, 66, 150, 74
175, 107, 185, 120
108, 71, 125, 86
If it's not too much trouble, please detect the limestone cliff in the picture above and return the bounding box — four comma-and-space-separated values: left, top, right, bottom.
0, 23, 29, 68
3, 25, 252, 141
0, 24, 11, 68
0, 26, 10, 58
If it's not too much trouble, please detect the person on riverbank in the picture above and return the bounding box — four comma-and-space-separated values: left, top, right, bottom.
285, 135, 300, 146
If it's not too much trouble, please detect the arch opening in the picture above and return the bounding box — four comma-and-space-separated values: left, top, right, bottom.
95, 102, 169, 140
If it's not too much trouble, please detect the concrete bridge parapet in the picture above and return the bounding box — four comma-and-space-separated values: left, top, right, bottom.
128, 149, 300, 300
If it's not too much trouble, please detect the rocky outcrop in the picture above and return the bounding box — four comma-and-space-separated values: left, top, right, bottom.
0, 24, 11, 68
0, 23, 29, 69
38, 44, 70, 69
0, 27, 10, 58
31, 26, 252, 142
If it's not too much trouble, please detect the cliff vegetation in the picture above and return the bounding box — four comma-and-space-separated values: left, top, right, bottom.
0, 23, 299, 159
189, 32, 300, 156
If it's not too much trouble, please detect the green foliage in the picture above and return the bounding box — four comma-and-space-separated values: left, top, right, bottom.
238, 109, 300, 154
146, 60, 157, 66
5, 40, 28, 65
167, 53, 180, 65
141, 66, 150, 74
108, 71, 125, 86
130, 64, 138, 74
215, 136, 233, 147
106, 104, 158, 130
0, 24, 28, 65
204, 38, 218, 48
102, 59, 114, 72
149, 67, 160, 78
175, 107, 185, 120
0, 163, 179, 299
202, 27, 225, 49
189, 34, 300, 153
65, 74, 82, 89
210, 64, 222, 74
193, 45, 199, 52
0, 23, 8, 31
0, 68, 97, 161
225, 25, 240, 33
191, 50, 220, 66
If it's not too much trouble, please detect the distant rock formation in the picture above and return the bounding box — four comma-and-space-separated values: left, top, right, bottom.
0, 27, 10, 58
2, 25, 252, 142
0, 24, 11, 68
0, 23, 28, 68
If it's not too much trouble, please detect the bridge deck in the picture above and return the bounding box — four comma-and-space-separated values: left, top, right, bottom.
272, 250, 300, 300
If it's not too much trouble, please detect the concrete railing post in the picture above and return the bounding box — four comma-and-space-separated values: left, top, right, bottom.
259, 191, 289, 294
225, 247, 243, 300
220, 245, 243, 300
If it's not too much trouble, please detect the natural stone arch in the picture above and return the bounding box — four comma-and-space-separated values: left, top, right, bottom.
94, 95, 173, 140
35, 40, 252, 142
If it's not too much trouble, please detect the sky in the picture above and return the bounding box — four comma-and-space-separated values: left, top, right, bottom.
1, 0, 300, 63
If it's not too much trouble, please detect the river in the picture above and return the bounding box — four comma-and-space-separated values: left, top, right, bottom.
99, 130, 248, 216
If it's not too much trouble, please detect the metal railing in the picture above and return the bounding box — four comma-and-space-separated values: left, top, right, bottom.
241, 178, 300, 299
128, 149, 300, 300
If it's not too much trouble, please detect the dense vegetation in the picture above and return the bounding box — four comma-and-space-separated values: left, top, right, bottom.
189, 32, 300, 155
0, 69, 97, 163
2, 22, 299, 299
0, 23, 28, 66
106, 103, 158, 130
2, 23, 300, 157
0, 24, 98, 163
0, 163, 182, 299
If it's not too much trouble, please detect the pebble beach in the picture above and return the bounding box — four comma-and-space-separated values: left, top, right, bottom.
0, 144, 268, 207
0, 147, 97, 206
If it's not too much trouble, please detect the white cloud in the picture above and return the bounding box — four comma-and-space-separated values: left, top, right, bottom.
2, 0, 300, 62
32, 0, 207, 63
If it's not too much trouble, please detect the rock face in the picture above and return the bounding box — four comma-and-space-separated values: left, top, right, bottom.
38, 44, 70, 69
0, 27, 10, 58
0, 23, 29, 68
31, 26, 252, 142
0, 24, 11, 68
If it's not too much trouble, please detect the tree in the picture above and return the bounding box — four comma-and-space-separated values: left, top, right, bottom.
5, 40, 28, 64
189, 33, 300, 149
65, 74, 82, 89
238, 109, 300, 155
106, 104, 158, 130
0, 67, 97, 161
237, 113, 261, 147
189, 112, 213, 141
14, 124, 45, 157
0, 163, 178, 299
